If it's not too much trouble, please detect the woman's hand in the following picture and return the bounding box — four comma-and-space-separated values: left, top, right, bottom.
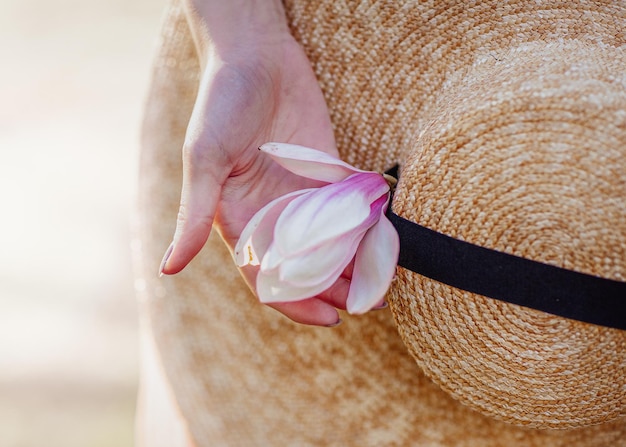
160, 0, 348, 326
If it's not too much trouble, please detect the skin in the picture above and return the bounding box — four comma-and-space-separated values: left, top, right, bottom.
159, 0, 352, 326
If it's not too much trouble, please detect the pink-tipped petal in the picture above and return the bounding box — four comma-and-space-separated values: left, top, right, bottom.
274, 173, 389, 257
346, 214, 400, 314
234, 189, 314, 266
260, 142, 363, 183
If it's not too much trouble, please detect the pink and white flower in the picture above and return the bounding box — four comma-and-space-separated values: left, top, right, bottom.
234, 142, 399, 314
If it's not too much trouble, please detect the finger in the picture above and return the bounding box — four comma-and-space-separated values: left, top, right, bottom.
255, 272, 348, 324
341, 260, 354, 280
317, 262, 389, 312
268, 299, 342, 327
160, 137, 230, 275
316, 276, 350, 310
238, 265, 341, 326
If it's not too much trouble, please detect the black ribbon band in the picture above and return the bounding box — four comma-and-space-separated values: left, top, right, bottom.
386, 208, 626, 331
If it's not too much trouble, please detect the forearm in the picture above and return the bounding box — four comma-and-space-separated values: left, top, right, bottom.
181, 0, 289, 65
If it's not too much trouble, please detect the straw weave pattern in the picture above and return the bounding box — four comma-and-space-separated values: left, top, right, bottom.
284, 0, 626, 428
134, 0, 626, 444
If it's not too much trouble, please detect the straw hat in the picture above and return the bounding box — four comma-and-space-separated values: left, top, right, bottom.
134, 0, 626, 445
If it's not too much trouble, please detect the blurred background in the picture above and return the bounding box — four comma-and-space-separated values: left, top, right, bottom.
0, 0, 166, 445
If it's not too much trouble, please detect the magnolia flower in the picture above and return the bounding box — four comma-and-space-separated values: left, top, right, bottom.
234, 142, 399, 314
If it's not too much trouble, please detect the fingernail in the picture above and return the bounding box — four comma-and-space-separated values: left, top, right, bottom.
159, 242, 174, 277
373, 301, 388, 310
325, 318, 343, 328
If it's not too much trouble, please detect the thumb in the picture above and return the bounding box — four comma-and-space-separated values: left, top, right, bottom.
160, 138, 230, 275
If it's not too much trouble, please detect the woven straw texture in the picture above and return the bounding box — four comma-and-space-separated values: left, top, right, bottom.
135, 0, 626, 445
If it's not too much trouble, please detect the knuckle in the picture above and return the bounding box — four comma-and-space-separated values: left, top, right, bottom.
175, 204, 189, 227
182, 139, 208, 166
182, 137, 233, 173
176, 203, 213, 234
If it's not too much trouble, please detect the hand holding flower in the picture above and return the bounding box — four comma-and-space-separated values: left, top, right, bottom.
159, 0, 355, 326
236, 143, 400, 315
159, 0, 399, 325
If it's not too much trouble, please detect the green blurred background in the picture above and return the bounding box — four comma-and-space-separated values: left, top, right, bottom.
0, 0, 166, 445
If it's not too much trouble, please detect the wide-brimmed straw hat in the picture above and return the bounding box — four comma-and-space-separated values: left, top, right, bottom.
135, 0, 626, 445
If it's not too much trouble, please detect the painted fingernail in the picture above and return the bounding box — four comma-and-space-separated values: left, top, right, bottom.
325, 318, 343, 328
373, 301, 388, 310
158, 242, 174, 277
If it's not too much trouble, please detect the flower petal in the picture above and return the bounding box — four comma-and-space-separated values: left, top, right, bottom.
262, 179, 387, 272
234, 189, 314, 266
256, 264, 344, 304
346, 213, 400, 314
277, 230, 363, 287
259, 239, 283, 272
274, 173, 389, 257
260, 142, 364, 183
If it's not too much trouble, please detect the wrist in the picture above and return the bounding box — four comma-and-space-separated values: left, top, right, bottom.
182, 0, 290, 65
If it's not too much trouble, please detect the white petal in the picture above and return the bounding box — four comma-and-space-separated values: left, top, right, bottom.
234, 189, 314, 266
260, 239, 283, 272
238, 236, 260, 266
346, 214, 400, 314
260, 142, 363, 183
256, 265, 343, 304
274, 173, 389, 257
278, 230, 363, 287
